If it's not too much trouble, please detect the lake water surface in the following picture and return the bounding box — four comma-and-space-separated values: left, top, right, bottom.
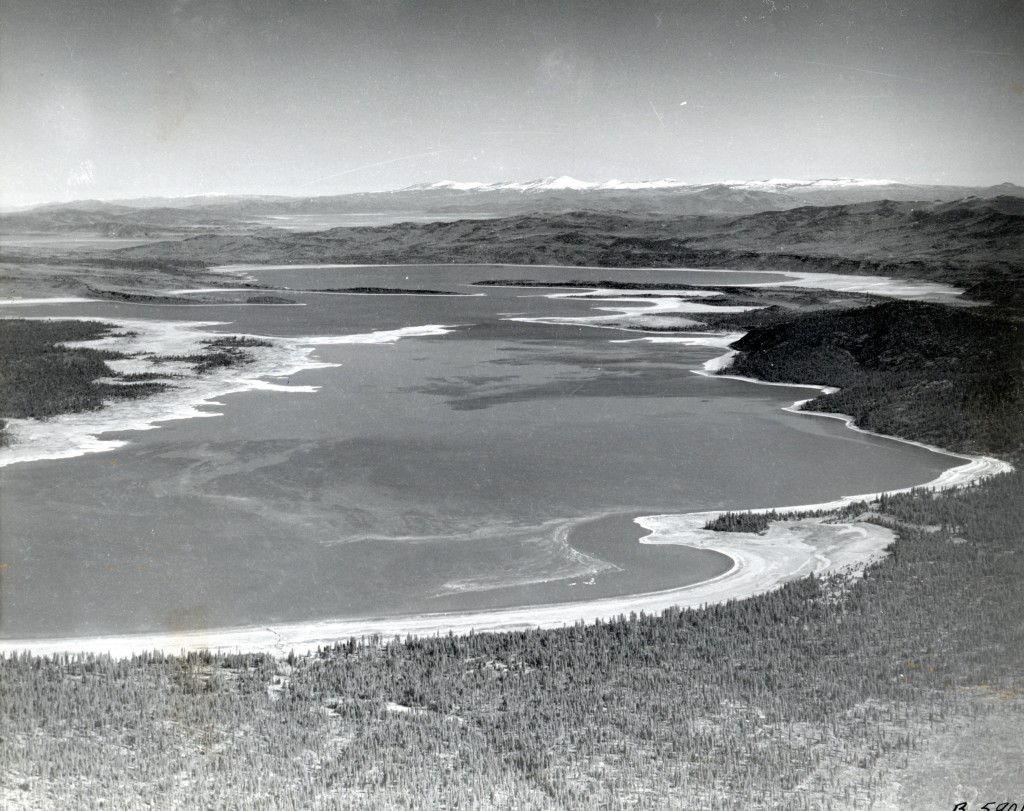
0, 265, 958, 638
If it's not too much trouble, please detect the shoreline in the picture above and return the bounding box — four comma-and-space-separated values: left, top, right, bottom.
0, 317, 458, 468
1, 290, 1007, 658
505, 289, 759, 330
160, 287, 487, 298
1, 341, 1006, 658
211, 262, 965, 300
0, 516, 895, 659
692, 349, 1013, 500
0, 297, 307, 308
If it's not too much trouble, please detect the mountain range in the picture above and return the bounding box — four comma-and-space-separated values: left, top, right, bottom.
3, 178, 1022, 236
404, 176, 907, 192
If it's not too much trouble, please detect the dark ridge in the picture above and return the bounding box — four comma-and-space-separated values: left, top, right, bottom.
305, 287, 468, 295
85, 287, 208, 305
728, 301, 1024, 454
243, 295, 297, 304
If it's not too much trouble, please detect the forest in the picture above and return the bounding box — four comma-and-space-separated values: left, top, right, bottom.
703, 511, 779, 533
0, 319, 166, 445
0, 322, 280, 445
724, 301, 1024, 455
154, 335, 273, 374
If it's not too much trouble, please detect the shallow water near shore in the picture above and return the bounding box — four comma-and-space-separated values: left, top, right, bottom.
0, 264, 960, 639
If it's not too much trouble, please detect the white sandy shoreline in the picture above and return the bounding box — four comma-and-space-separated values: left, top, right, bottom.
1, 350, 1008, 659
0, 317, 458, 468
0, 515, 893, 659
212, 262, 965, 301
1, 409, 1005, 659
692, 352, 1013, 501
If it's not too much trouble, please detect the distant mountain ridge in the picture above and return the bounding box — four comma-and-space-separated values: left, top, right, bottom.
401, 176, 907, 193
3, 178, 1021, 236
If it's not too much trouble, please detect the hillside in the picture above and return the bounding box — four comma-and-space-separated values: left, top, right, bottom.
108, 197, 1024, 291
0, 204, 234, 237
727, 301, 1024, 454
5, 179, 1022, 235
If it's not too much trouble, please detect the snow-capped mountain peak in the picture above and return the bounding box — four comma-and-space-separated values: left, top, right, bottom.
411, 176, 601, 192
723, 177, 901, 191
401, 177, 903, 194
535, 176, 597, 190
420, 180, 491, 191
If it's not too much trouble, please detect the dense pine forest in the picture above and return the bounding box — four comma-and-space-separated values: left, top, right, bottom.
703, 510, 779, 533
726, 301, 1024, 455
0, 321, 279, 445
2, 289, 1022, 808
0, 320, 166, 446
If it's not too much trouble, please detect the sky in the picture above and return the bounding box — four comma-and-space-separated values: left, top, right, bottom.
1, 0, 1022, 207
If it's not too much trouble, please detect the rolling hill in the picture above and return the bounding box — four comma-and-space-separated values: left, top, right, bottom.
110, 196, 1024, 291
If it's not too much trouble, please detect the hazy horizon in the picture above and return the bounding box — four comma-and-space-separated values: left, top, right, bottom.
2, 0, 1022, 208
7, 173, 1024, 214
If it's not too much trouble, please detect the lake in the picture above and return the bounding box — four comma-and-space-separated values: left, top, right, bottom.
0, 265, 958, 638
